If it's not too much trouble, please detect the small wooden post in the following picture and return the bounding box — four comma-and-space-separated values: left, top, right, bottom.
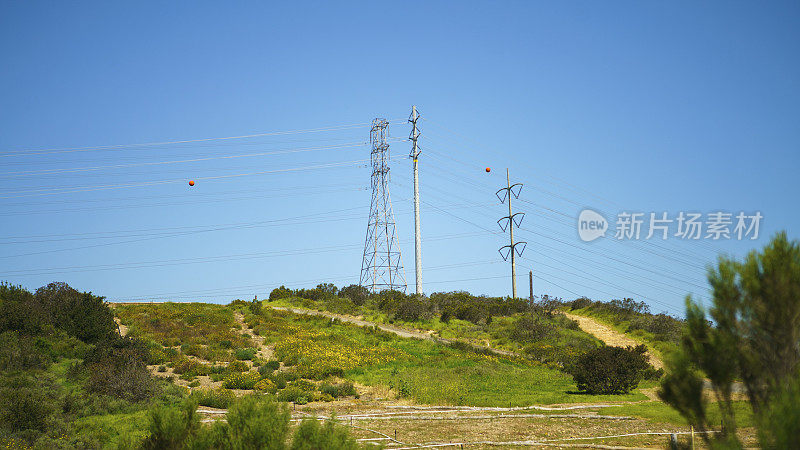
669, 433, 678, 449
691, 425, 695, 449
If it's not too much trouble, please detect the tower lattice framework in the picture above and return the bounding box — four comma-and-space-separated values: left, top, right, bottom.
360, 118, 407, 293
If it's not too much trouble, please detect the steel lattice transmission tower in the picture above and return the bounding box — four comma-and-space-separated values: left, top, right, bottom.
360, 118, 407, 293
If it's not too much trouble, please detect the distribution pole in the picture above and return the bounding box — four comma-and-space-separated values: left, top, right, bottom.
530, 270, 536, 304
409, 106, 422, 295
497, 169, 526, 299
506, 169, 517, 298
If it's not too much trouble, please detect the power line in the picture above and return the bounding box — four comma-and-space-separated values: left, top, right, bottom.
0, 141, 370, 178
0, 120, 407, 158
0, 157, 403, 199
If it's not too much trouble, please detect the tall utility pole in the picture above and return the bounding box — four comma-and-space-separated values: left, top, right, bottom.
360, 118, 407, 293
409, 106, 422, 295
497, 168, 526, 298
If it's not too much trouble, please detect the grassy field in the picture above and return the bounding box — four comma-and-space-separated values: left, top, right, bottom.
242, 306, 648, 406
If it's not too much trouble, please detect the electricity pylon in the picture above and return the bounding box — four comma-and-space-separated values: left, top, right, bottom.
360, 118, 407, 293
497, 168, 526, 298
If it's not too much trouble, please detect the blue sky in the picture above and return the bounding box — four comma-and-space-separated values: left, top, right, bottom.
1, 2, 798, 315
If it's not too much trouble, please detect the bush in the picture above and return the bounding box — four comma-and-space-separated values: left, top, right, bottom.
191, 388, 236, 409
291, 417, 363, 450
235, 347, 257, 361
141, 400, 200, 450
0, 373, 57, 435
83, 335, 157, 401
34, 282, 117, 343
0, 282, 116, 343
0, 331, 50, 371
569, 297, 594, 310
338, 284, 369, 306
291, 379, 316, 392
225, 396, 291, 449
277, 386, 311, 403
269, 285, 294, 301
320, 381, 356, 399
226, 360, 249, 372
569, 345, 650, 394
254, 378, 276, 393
222, 372, 261, 390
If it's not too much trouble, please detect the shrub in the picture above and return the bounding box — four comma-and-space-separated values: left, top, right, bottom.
226, 361, 249, 372
269, 285, 294, 301
291, 417, 363, 450
0, 331, 50, 371
291, 379, 316, 392
569, 345, 650, 394
569, 297, 594, 310
191, 388, 236, 409
259, 360, 280, 375
324, 296, 359, 315
141, 400, 200, 450
0, 373, 57, 435
235, 347, 257, 361
83, 335, 157, 401
320, 381, 356, 398
225, 396, 291, 449
222, 372, 261, 390
254, 378, 276, 393
277, 386, 311, 403
34, 282, 117, 343
338, 284, 369, 306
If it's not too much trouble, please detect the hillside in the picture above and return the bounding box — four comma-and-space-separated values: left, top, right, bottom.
1, 282, 759, 448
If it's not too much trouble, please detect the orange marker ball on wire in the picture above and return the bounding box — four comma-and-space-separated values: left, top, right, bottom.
485, 167, 491, 173
188, 180, 195, 186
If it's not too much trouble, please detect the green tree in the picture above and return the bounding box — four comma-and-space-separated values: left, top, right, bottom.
659, 232, 800, 447
338, 284, 369, 306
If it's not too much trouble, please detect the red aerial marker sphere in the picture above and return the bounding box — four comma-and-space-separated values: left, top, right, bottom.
485, 167, 491, 173
189, 180, 195, 186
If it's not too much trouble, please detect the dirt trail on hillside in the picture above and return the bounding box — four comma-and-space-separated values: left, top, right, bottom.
563, 312, 663, 370
114, 317, 129, 337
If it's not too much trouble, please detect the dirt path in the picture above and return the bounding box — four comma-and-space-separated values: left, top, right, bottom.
114, 317, 129, 337
233, 311, 274, 361
562, 312, 663, 370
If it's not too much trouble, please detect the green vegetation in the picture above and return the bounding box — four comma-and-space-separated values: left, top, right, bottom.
116, 302, 253, 364
141, 396, 373, 449
269, 286, 606, 372
599, 400, 755, 427
0, 282, 184, 448
566, 297, 683, 359
659, 232, 800, 448
245, 307, 648, 406
569, 345, 650, 394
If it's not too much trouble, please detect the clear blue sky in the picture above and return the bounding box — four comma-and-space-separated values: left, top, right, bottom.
1, 2, 798, 315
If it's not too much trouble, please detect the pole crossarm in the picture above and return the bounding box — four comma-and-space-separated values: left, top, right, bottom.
497, 169, 525, 298
498, 241, 527, 261
497, 212, 525, 231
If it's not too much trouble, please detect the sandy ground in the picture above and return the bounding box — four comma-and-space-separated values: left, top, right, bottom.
562, 312, 663, 370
